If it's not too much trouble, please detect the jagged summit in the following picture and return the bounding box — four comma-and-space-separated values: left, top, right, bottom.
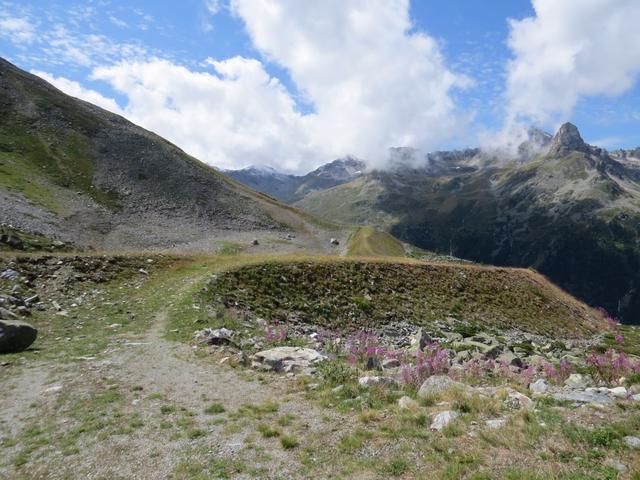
549, 122, 588, 155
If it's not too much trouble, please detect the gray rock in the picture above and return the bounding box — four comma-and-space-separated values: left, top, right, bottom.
365, 356, 382, 371
358, 376, 398, 387
0, 269, 19, 280
0, 320, 38, 353
330, 238, 340, 245
398, 396, 419, 410
608, 386, 628, 398
485, 418, 506, 430
253, 346, 326, 373
529, 378, 549, 394
552, 391, 613, 405
496, 351, 523, 368
194, 327, 234, 346
0, 307, 19, 320
624, 436, 640, 449
251, 238, 259, 246
504, 391, 533, 410
417, 375, 465, 398
430, 410, 459, 431
564, 373, 592, 389
382, 358, 401, 369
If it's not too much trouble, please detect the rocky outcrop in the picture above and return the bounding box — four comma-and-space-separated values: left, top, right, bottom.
0, 319, 37, 353
548, 122, 588, 155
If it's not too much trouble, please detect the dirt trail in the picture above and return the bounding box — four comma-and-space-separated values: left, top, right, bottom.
0, 288, 342, 479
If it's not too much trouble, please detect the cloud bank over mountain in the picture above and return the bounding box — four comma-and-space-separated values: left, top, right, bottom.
11, 0, 640, 172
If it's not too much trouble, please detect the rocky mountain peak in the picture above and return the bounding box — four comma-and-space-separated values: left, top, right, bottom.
549, 122, 587, 155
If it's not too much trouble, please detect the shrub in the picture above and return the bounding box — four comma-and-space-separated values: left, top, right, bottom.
280, 434, 299, 449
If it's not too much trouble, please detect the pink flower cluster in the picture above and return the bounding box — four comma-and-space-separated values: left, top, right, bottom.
586, 348, 640, 382
400, 345, 451, 387
265, 327, 287, 343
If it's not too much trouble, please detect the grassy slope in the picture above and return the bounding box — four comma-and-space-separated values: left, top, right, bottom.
347, 226, 406, 257
203, 257, 605, 338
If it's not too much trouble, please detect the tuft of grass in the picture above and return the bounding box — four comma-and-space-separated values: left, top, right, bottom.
257, 424, 281, 438
204, 403, 226, 415
280, 434, 299, 449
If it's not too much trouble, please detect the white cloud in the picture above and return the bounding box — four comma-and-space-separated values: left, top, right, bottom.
506, 0, 640, 126
90, 58, 314, 171
0, 15, 36, 44
32, 70, 124, 114
204, 0, 222, 15
230, 0, 470, 167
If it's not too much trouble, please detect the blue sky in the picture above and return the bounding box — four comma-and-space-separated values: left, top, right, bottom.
0, 0, 639, 172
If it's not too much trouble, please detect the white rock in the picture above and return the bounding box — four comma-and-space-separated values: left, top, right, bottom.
358, 376, 398, 387
253, 346, 326, 373
44, 385, 63, 394
608, 386, 628, 398
564, 373, 592, 389
632, 394, 640, 402
430, 410, 459, 431
529, 378, 549, 394
485, 418, 506, 430
624, 436, 640, 449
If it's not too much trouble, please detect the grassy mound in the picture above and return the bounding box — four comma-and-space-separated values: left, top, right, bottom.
347, 226, 406, 257
205, 259, 604, 337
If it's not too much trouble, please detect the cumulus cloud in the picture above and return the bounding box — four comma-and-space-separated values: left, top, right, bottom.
90, 58, 315, 171
0, 15, 36, 44
506, 0, 640, 126
231, 0, 469, 167
31, 70, 124, 114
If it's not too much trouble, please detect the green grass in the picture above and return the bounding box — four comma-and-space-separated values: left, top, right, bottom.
347, 226, 406, 257
280, 434, 299, 449
204, 258, 604, 336
204, 403, 226, 415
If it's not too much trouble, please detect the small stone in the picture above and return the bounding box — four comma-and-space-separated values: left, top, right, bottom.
624, 436, 640, 449
330, 238, 340, 245
44, 385, 63, 393
398, 396, 419, 410
382, 358, 401, 369
552, 391, 613, 405
365, 356, 382, 371
430, 410, 459, 431
194, 328, 234, 346
251, 239, 259, 246
529, 378, 549, 394
485, 418, 506, 430
496, 351, 523, 368
253, 346, 326, 373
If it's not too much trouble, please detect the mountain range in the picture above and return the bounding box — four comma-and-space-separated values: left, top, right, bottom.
229, 125, 640, 324
0, 57, 346, 252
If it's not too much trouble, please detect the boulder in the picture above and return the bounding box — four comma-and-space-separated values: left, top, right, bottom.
194, 327, 234, 346
0, 320, 37, 353
529, 378, 549, 395
496, 351, 523, 369
624, 436, 640, 449
552, 391, 613, 405
253, 346, 326, 373
358, 376, 398, 388
430, 410, 459, 431
564, 373, 592, 389
382, 358, 401, 369
504, 391, 533, 410
608, 386, 628, 398
418, 375, 466, 398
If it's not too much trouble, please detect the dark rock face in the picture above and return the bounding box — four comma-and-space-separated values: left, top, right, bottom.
0, 57, 286, 250
227, 157, 366, 203
0, 319, 37, 353
549, 122, 588, 155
